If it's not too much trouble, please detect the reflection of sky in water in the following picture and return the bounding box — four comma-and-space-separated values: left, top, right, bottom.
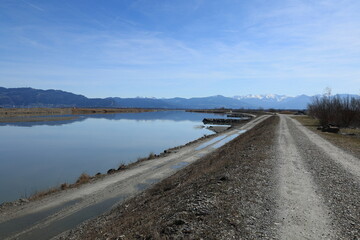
0, 111, 225, 203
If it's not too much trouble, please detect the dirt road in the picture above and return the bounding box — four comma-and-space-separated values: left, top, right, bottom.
276, 115, 360, 239
0, 115, 270, 240
58, 114, 360, 239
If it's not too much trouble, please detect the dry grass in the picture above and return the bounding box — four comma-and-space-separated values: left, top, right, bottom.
0, 108, 71, 117
0, 108, 158, 119
60, 183, 69, 190
293, 115, 360, 157
71, 108, 158, 114
279, 110, 297, 114
76, 173, 91, 184
28, 187, 59, 201
27, 173, 91, 202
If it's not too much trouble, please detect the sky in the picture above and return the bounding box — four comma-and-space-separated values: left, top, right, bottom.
0, 0, 360, 98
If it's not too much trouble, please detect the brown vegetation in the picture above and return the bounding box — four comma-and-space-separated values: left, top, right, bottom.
0, 108, 71, 117
28, 187, 60, 201
279, 110, 297, 114
76, 173, 91, 184
308, 95, 360, 127
0, 107, 158, 118
71, 108, 157, 114
293, 115, 360, 157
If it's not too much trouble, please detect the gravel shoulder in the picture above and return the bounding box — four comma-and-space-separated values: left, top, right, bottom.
286, 116, 360, 239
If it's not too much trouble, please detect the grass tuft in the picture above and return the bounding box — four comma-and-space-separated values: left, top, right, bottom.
60, 183, 69, 190
76, 173, 91, 184
28, 187, 58, 201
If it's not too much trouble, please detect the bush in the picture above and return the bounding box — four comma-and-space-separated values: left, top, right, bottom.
76, 173, 91, 184
308, 94, 360, 127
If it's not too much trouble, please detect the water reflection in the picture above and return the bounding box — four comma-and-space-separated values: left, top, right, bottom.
0, 110, 225, 127
0, 111, 226, 203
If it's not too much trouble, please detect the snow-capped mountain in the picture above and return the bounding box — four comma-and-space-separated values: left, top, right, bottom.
233, 94, 313, 109
234, 94, 289, 102
2, 87, 357, 110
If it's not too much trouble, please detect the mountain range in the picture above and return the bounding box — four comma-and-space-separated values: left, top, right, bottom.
0, 87, 358, 110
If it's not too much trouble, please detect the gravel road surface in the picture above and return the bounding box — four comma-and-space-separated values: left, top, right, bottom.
278, 115, 360, 239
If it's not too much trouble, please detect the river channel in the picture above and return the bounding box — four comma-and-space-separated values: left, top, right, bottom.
0, 110, 230, 203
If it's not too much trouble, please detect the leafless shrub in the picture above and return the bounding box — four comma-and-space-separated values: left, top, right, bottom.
76, 173, 91, 184
60, 183, 69, 190
308, 94, 360, 127
148, 152, 156, 159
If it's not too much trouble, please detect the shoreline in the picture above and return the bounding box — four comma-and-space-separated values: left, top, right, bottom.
0, 107, 159, 120
0, 118, 247, 208
0, 115, 270, 239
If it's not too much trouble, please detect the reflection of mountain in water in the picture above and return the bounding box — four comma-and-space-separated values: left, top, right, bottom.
0, 111, 225, 127
0, 117, 87, 127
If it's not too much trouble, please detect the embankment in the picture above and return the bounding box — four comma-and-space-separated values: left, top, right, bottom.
59, 116, 279, 239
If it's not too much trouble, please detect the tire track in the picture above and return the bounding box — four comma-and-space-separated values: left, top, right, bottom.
289, 117, 360, 180
287, 116, 360, 239
276, 115, 336, 239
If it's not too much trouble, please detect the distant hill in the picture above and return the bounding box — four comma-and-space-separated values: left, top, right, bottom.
0, 87, 358, 109
0, 87, 115, 108
109, 97, 177, 109
0, 87, 251, 109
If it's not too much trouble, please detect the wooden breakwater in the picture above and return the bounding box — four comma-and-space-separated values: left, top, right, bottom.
203, 118, 248, 125
226, 113, 256, 118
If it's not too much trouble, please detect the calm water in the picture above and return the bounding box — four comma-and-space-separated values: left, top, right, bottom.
0, 111, 226, 203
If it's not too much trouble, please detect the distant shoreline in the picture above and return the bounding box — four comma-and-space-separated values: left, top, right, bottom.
0, 108, 159, 122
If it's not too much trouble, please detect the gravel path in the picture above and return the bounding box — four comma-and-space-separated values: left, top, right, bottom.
276, 115, 336, 239
284, 115, 360, 239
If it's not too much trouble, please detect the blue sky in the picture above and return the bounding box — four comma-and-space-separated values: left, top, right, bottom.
1, 0, 359, 98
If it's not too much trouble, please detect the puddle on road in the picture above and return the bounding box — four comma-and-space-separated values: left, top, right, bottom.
146, 178, 161, 184
212, 134, 239, 149
136, 183, 148, 191
195, 135, 227, 150
15, 194, 128, 240
195, 130, 247, 151
0, 199, 80, 240
171, 162, 189, 169
136, 178, 161, 191
211, 130, 247, 149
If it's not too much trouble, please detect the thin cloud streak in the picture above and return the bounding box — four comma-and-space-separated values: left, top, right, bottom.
21, 0, 44, 11
0, 0, 359, 97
